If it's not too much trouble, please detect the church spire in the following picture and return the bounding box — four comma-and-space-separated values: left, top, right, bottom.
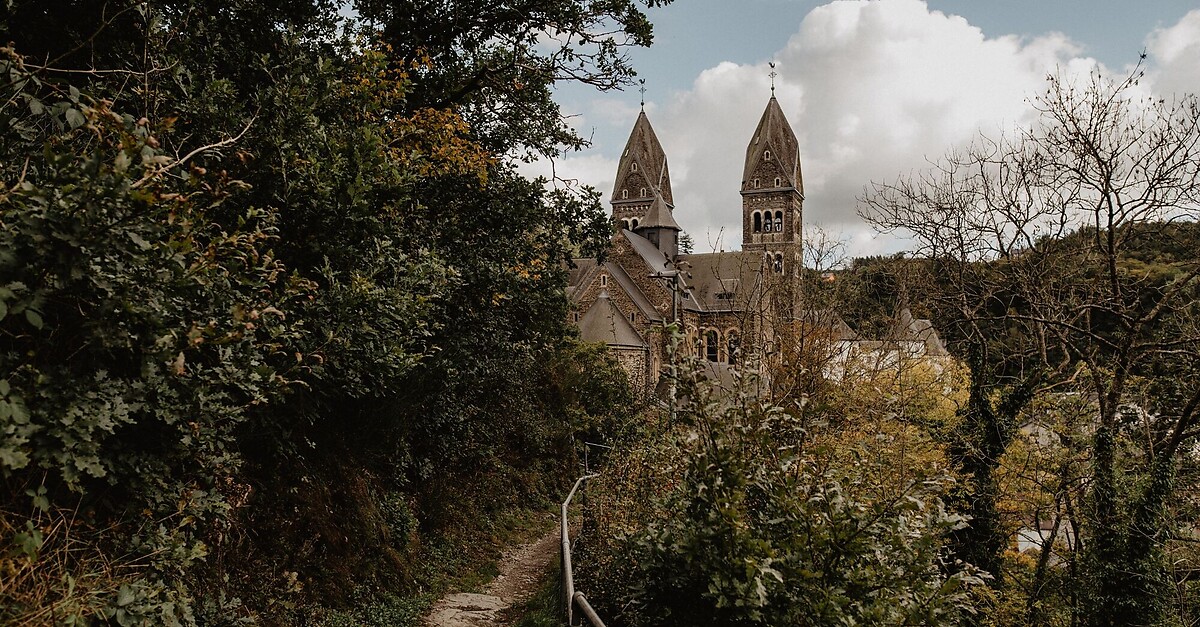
611, 110, 674, 210
741, 96, 802, 196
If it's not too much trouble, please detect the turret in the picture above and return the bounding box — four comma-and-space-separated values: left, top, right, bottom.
634, 191, 681, 259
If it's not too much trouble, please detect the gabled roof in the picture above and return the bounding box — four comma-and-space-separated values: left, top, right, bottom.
578, 290, 648, 349
612, 111, 674, 206
621, 229, 672, 275
891, 308, 949, 356
741, 97, 803, 196
800, 309, 858, 341
678, 251, 764, 312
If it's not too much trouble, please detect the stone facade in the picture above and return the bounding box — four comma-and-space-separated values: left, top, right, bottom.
568, 96, 803, 395
568, 96, 949, 397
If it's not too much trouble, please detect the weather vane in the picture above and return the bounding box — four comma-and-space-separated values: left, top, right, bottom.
639, 78, 647, 111
769, 62, 777, 94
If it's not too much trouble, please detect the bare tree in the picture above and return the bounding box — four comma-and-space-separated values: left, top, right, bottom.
861, 65, 1200, 626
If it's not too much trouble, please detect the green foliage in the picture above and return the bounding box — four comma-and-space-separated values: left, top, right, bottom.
0, 0, 657, 622
584, 358, 983, 626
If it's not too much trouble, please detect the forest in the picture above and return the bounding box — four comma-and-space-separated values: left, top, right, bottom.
2, 1, 1200, 627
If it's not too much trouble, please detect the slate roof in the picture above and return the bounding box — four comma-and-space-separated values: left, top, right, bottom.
742, 96, 803, 196
637, 191, 680, 231
800, 309, 858, 341
577, 290, 648, 348
612, 111, 674, 206
678, 251, 763, 312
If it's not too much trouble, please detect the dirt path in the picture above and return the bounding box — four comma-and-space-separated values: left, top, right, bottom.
423, 526, 560, 627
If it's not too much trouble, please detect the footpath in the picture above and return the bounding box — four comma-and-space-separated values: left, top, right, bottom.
423, 526, 559, 627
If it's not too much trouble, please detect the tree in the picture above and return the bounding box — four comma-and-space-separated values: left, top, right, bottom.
862, 65, 1200, 626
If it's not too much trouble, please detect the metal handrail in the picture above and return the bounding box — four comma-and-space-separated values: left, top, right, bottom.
561, 474, 606, 627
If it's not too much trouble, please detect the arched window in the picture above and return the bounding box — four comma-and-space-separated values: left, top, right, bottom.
764, 150, 771, 160
631, 162, 638, 172
705, 330, 719, 362
621, 189, 628, 199
621, 218, 630, 230
763, 215, 772, 232
631, 218, 639, 229
752, 212, 762, 233
773, 253, 784, 274
639, 187, 646, 196
774, 177, 782, 187
774, 211, 783, 232
753, 178, 760, 189
726, 331, 740, 366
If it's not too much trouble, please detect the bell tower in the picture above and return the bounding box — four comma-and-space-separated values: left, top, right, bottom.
741, 94, 803, 322
611, 111, 674, 230
741, 95, 803, 279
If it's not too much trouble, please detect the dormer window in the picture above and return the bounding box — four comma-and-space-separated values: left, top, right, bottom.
764, 150, 771, 160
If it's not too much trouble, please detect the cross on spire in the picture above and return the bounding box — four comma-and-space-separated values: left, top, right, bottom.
639, 79, 646, 111
769, 62, 777, 94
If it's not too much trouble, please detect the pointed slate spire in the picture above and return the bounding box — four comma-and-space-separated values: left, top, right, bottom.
741, 96, 803, 196
612, 111, 674, 206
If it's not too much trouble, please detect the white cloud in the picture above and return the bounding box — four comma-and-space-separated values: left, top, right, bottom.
650, 0, 1095, 257
540, 1, 1200, 258
1146, 9, 1200, 98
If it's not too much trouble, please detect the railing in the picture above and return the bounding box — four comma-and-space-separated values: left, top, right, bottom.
561, 474, 605, 626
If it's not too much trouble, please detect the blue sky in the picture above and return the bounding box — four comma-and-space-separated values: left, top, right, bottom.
529, 0, 1200, 258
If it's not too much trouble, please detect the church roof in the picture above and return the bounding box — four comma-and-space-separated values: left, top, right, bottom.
800, 309, 858, 341
621, 228, 673, 274
612, 111, 674, 206
577, 290, 648, 349
604, 260, 663, 322
635, 192, 681, 231
741, 97, 803, 195
678, 251, 764, 312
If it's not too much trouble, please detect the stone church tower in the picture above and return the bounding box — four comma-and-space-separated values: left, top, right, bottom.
741, 95, 804, 319
611, 110, 674, 229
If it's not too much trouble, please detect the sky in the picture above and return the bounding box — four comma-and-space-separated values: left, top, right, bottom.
520, 0, 1200, 259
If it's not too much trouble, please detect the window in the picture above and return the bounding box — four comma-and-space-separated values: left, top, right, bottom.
631, 162, 638, 172
753, 178, 760, 189
600, 274, 608, 287
572, 312, 579, 322
752, 212, 762, 233
621, 218, 630, 230
622, 189, 628, 199
774, 177, 781, 187
629, 312, 636, 322
716, 292, 735, 300
726, 332, 740, 366
773, 253, 784, 274
705, 330, 719, 362
774, 211, 783, 232
631, 218, 639, 229
764, 150, 771, 160
639, 187, 646, 196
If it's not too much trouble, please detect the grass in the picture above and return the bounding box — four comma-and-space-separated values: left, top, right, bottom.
509, 556, 564, 627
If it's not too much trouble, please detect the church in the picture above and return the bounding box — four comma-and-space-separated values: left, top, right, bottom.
567, 93, 804, 393
567, 93, 949, 395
